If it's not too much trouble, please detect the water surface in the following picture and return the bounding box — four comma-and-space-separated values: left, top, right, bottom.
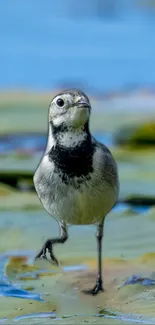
0, 204, 155, 323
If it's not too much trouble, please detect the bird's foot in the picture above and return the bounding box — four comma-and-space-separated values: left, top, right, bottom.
35, 250, 47, 260
35, 240, 58, 266
82, 280, 104, 296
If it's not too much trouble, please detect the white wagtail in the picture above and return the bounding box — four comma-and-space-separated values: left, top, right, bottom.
33, 89, 119, 295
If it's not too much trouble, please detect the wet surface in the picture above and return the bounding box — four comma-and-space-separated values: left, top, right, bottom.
0, 203, 155, 323
0, 279, 43, 301
12, 311, 155, 324
123, 275, 155, 287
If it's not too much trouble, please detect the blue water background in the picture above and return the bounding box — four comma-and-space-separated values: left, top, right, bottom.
0, 0, 155, 92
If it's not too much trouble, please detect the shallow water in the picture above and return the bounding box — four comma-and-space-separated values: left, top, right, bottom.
0, 203, 155, 323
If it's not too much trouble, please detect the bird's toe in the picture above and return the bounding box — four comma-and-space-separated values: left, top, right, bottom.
82, 284, 104, 296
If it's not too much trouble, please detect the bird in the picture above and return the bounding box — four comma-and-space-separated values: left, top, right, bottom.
33, 89, 119, 295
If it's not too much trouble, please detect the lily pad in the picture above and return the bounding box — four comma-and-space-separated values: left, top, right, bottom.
115, 122, 155, 147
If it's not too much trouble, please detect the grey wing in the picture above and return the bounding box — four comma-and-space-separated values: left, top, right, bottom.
92, 136, 119, 192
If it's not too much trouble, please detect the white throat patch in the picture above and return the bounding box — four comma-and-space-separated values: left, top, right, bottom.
58, 130, 87, 147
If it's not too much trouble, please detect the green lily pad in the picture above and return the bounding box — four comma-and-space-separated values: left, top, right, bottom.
114, 122, 155, 147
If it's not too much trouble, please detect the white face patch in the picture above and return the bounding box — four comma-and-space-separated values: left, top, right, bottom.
51, 114, 67, 127
49, 91, 90, 129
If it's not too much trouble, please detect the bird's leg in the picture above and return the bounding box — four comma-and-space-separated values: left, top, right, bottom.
35, 221, 68, 265
83, 220, 104, 295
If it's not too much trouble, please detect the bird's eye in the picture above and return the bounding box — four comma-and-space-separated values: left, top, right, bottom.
56, 98, 65, 107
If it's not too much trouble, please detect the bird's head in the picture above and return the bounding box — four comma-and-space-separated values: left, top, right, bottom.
49, 89, 91, 131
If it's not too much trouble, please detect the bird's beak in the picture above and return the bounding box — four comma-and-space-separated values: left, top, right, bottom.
76, 100, 90, 109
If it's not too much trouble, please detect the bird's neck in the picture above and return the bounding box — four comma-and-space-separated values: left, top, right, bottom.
48, 122, 91, 150
47, 122, 94, 177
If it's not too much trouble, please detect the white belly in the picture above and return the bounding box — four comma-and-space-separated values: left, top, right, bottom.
34, 156, 118, 225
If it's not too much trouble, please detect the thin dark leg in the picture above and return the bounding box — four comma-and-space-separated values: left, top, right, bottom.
35, 221, 68, 265
83, 220, 104, 295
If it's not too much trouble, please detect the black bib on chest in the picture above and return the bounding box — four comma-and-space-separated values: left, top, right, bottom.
48, 138, 95, 178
